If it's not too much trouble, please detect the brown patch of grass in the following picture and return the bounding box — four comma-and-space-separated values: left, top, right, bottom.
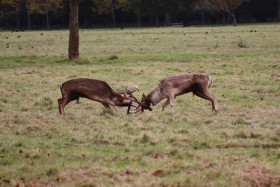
239, 166, 280, 187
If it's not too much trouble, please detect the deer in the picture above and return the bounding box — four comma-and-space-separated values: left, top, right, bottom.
58, 78, 139, 115
130, 73, 218, 114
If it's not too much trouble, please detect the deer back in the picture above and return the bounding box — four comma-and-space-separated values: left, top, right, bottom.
61, 78, 116, 100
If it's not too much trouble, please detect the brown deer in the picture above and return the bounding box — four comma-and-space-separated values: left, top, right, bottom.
130, 74, 218, 113
58, 78, 139, 115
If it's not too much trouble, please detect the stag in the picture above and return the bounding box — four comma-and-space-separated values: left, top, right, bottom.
130, 74, 218, 114
58, 78, 139, 115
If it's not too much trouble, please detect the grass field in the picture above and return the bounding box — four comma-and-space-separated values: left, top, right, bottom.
0, 23, 280, 186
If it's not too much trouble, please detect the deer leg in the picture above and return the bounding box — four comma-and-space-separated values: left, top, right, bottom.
59, 96, 71, 115
111, 104, 117, 113
58, 98, 64, 114
101, 102, 113, 113
168, 93, 175, 112
102, 103, 111, 109
208, 93, 218, 112
162, 98, 170, 111
102, 99, 118, 113
195, 90, 218, 113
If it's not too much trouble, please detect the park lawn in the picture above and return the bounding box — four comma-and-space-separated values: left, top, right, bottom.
0, 24, 280, 186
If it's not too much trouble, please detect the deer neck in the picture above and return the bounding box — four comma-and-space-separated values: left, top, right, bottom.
147, 87, 164, 106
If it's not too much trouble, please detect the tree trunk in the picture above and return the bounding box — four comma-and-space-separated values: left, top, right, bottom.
278, 0, 280, 20
222, 12, 225, 25
165, 13, 171, 26
84, 17, 88, 28
16, 13, 20, 28
46, 11, 50, 30
112, 9, 116, 27
201, 11, 205, 25
120, 8, 126, 29
137, 13, 141, 27
68, 0, 80, 59
150, 15, 154, 26
230, 12, 237, 26
155, 15, 159, 27
27, 12, 31, 30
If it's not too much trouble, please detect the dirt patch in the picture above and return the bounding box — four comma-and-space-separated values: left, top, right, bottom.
240, 166, 280, 187
58, 169, 97, 184
144, 153, 166, 159
13, 177, 57, 186
12, 169, 97, 186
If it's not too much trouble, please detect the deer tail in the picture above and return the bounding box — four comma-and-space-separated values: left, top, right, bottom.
60, 83, 65, 98
207, 76, 212, 89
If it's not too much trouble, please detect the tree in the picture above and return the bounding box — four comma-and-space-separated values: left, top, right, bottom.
277, 0, 280, 21
92, 0, 128, 27
209, 0, 248, 26
27, 0, 61, 30
194, 0, 214, 25
0, 0, 23, 28
0, 0, 11, 20
68, 0, 81, 59
128, 0, 142, 26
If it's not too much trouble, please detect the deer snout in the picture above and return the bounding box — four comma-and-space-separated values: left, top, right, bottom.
123, 99, 132, 106
149, 103, 153, 111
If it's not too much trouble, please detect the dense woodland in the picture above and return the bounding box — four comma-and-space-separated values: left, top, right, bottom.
0, 0, 279, 30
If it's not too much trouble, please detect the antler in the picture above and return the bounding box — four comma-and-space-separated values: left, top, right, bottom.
117, 85, 142, 114
117, 85, 139, 96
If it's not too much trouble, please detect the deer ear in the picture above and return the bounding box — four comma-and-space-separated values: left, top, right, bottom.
142, 93, 146, 100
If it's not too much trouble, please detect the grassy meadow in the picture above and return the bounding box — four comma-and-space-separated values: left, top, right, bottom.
0, 23, 280, 186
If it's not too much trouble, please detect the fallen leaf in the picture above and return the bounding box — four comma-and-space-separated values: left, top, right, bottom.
103, 141, 108, 144
152, 170, 163, 176
125, 169, 132, 175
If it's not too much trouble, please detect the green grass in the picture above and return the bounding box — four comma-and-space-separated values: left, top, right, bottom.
0, 24, 280, 186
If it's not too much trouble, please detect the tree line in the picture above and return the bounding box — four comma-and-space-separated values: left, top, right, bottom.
1, 0, 279, 30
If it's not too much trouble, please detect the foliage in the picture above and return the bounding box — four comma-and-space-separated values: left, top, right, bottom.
210, 0, 249, 13
91, 0, 128, 15
26, 0, 61, 15
1, 0, 279, 28
0, 0, 23, 16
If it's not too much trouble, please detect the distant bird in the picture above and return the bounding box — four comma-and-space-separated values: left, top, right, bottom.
40, 33, 44, 35
17, 35, 20, 38
206, 32, 208, 35
5, 37, 8, 39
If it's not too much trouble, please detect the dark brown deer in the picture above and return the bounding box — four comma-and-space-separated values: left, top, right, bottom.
130, 74, 218, 113
58, 78, 139, 115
